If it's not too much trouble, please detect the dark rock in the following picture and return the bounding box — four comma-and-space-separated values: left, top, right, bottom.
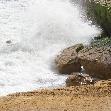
66, 73, 94, 86
55, 44, 84, 74
6, 40, 12, 44
78, 46, 111, 79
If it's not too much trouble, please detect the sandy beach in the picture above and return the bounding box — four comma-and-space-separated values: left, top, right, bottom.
0, 85, 111, 111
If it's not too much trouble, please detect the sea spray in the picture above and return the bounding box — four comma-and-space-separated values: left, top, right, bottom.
0, 0, 101, 96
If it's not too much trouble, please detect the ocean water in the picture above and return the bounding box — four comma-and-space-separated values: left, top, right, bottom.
0, 0, 101, 96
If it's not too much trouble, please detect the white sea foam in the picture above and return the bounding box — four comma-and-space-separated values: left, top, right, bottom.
0, 0, 101, 96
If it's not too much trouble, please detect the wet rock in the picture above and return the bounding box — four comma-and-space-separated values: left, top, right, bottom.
78, 46, 111, 79
55, 44, 84, 74
66, 73, 94, 86
6, 40, 12, 44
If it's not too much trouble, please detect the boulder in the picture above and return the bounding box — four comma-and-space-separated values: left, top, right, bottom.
55, 44, 84, 74
78, 46, 111, 79
66, 73, 94, 86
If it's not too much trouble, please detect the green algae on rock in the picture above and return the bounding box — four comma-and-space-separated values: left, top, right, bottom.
86, 0, 111, 36
90, 37, 111, 47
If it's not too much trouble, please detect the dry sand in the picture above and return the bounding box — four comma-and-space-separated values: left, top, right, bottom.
0, 85, 111, 111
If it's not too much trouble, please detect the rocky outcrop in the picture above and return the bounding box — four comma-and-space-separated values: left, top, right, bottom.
78, 46, 111, 79
55, 43, 111, 79
55, 44, 84, 74
66, 73, 94, 86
